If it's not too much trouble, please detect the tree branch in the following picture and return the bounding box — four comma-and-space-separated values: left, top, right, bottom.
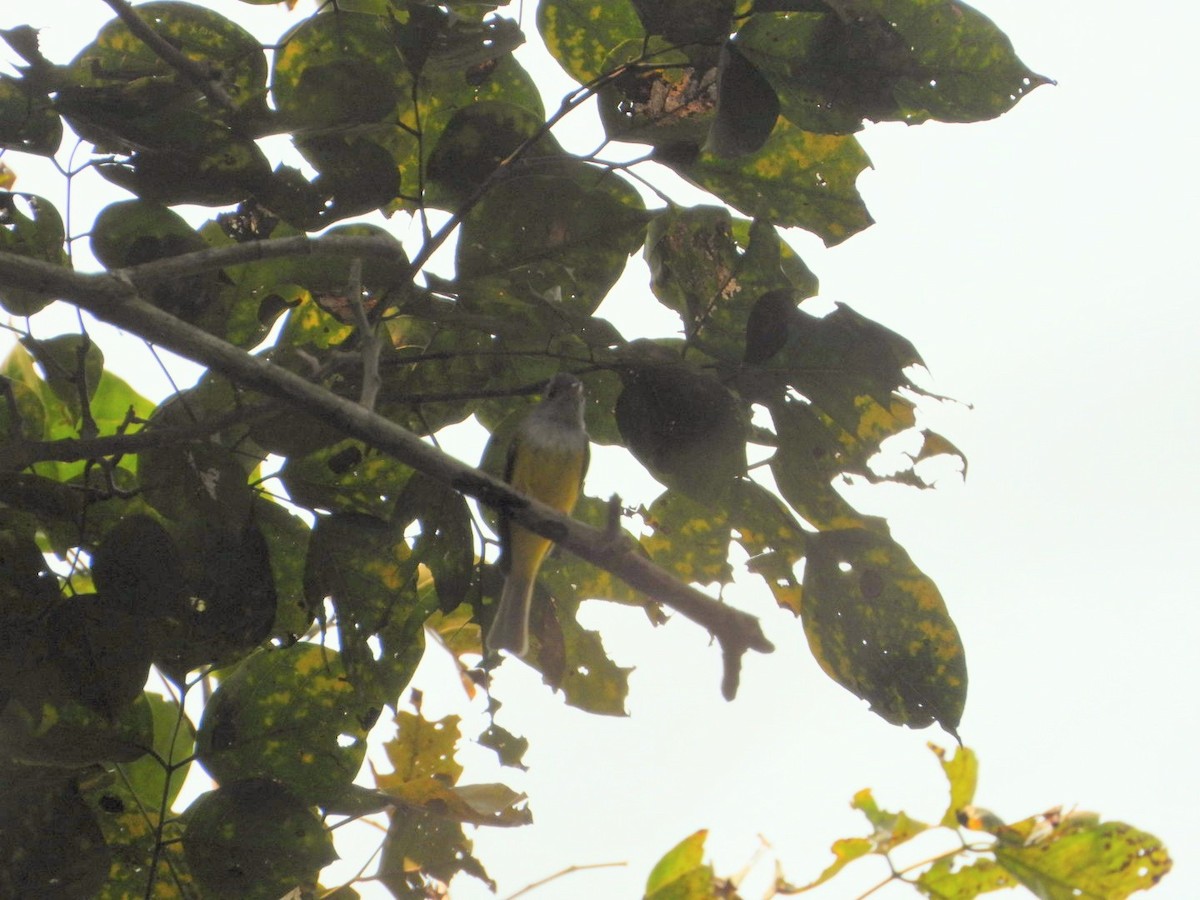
0, 252, 775, 698
0, 401, 272, 470
100, 0, 236, 111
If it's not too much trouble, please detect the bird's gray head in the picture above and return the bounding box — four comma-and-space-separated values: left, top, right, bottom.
538, 373, 586, 428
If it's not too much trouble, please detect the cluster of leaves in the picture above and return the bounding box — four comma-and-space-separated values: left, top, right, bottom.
0, 0, 1148, 898
646, 746, 1172, 899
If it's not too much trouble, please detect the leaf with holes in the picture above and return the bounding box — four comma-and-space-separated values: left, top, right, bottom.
802, 528, 966, 733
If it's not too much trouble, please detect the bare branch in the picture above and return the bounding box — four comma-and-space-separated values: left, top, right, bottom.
0, 251, 774, 697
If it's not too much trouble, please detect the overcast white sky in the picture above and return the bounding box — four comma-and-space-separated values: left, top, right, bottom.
2, 1, 1197, 898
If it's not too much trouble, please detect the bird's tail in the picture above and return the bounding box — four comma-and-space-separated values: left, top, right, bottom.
486, 574, 534, 657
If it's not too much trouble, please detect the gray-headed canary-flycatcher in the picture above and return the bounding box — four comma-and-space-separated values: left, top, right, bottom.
487, 373, 590, 657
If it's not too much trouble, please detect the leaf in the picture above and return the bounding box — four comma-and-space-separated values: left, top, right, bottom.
374, 710, 522, 896
916, 856, 1017, 898
802, 527, 966, 732
196, 643, 382, 806
932, 742, 978, 828
78, 694, 198, 898
21, 334, 104, 424
121, 691, 196, 814
640, 489, 734, 586
0, 768, 112, 899
769, 398, 884, 532
0, 192, 68, 316
0, 74, 61, 156
706, 41, 780, 158
477, 722, 529, 771
670, 117, 873, 245
728, 480, 807, 614
68, 0, 268, 115
457, 170, 647, 319
632, 0, 734, 45
851, 787, 932, 853
377, 804, 494, 899
615, 362, 747, 502
645, 829, 716, 900
538, 0, 645, 85
303, 510, 428, 695
183, 778, 336, 900
598, 41, 716, 149
859, 0, 1052, 124
44, 593, 154, 716
426, 100, 562, 206
991, 813, 1172, 900
783, 836, 874, 893
522, 586, 633, 716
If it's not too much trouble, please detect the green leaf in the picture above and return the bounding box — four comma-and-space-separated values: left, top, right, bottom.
92, 513, 183, 618
521, 583, 633, 716
122, 691, 196, 813
802, 527, 966, 732
916, 856, 1017, 899
426, 100, 561, 206
394, 473, 474, 614
0, 74, 61, 155
784, 836, 874, 893
641, 489, 734, 586
860, 0, 1051, 124
457, 170, 647, 319
0, 192, 68, 316
728, 480, 807, 614
21, 335, 104, 424
69, 0, 268, 113
142, 522, 278, 682
993, 814, 1172, 900
851, 787, 932, 852
933, 742, 978, 828
0, 672, 153, 767
538, 0, 645, 85
672, 117, 873, 245
768, 398, 882, 531
45, 592, 154, 716
183, 778, 336, 900
252, 495, 315, 642
597, 41, 715, 149
196, 643, 382, 806
303, 510, 428, 696
645, 829, 716, 900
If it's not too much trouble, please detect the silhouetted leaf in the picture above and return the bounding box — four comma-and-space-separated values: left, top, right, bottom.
0, 191, 67, 315
0, 74, 61, 156
0, 772, 111, 899
616, 363, 747, 502
707, 41, 779, 158
183, 778, 336, 899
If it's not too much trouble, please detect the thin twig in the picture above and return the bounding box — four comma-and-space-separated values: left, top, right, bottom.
346, 258, 382, 411
0, 399, 273, 470
503, 861, 628, 899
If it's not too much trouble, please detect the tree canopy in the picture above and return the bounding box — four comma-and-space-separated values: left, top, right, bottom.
0, 0, 1171, 898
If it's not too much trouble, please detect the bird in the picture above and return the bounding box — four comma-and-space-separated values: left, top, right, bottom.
486, 373, 590, 657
